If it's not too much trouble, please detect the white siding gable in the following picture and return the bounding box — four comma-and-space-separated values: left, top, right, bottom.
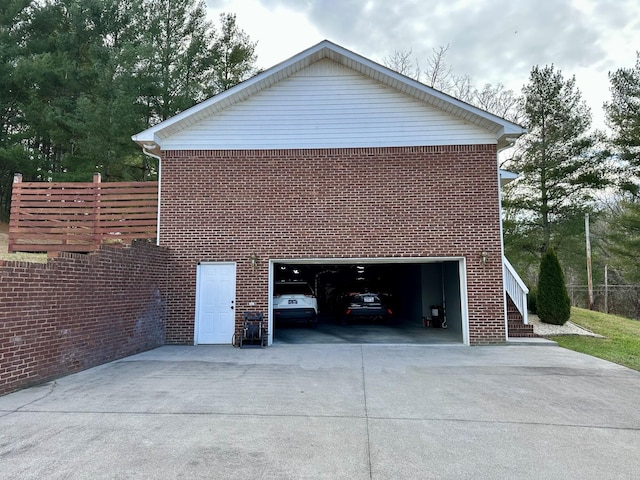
160, 59, 496, 150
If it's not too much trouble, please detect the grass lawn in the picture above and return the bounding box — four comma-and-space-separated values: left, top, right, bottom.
550, 307, 640, 371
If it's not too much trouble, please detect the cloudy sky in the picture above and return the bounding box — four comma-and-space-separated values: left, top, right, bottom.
206, 0, 640, 130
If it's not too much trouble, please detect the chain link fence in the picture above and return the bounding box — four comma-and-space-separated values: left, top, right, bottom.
567, 284, 640, 320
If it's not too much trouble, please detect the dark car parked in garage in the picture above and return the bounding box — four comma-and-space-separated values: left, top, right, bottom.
343, 292, 392, 322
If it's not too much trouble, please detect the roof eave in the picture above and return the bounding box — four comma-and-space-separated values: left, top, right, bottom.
497, 126, 527, 151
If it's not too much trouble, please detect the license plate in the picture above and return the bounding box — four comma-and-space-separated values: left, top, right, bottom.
288, 299, 298, 304
363, 296, 375, 303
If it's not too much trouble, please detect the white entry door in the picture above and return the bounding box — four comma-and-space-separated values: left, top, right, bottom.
195, 263, 236, 344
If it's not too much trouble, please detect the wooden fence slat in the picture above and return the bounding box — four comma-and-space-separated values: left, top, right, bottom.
96, 220, 159, 228
101, 235, 155, 242
12, 201, 95, 208
15, 225, 96, 233
97, 188, 159, 195
16, 209, 95, 216
13, 237, 94, 244
17, 180, 156, 188
96, 212, 158, 219
12, 244, 100, 253
15, 189, 102, 196
94, 199, 159, 207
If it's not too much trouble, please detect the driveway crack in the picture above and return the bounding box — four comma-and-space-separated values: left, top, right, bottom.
0, 381, 57, 418
360, 345, 373, 479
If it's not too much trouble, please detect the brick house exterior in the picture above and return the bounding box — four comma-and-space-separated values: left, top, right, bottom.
133, 41, 526, 346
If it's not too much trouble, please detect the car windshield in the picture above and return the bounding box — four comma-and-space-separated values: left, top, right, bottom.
275, 283, 313, 295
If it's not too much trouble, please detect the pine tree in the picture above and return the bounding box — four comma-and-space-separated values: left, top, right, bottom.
602, 53, 640, 284
0, 0, 260, 189
604, 51, 640, 192
208, 13, 258, 95
0, 1, 35, 220
503, 65, 606, 260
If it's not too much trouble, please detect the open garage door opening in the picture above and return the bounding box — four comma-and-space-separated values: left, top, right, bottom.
270, 259, 467, 345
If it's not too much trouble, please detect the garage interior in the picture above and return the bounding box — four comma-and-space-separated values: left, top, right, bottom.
271, 260, 465, 345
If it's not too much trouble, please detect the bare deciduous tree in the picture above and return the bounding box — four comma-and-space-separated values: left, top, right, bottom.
449, 74, 474, 103
424, 44, 452, 90
474, 83, 524, 124
382, 48, 419, 79
380, 45, 524, 123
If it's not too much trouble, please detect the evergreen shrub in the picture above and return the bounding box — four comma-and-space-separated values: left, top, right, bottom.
537, 248, 571, 325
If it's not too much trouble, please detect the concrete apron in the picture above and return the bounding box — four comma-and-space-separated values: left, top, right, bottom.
1, 344, 640, 480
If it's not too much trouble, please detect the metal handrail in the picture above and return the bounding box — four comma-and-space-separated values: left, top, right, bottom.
503, 256, 529, 325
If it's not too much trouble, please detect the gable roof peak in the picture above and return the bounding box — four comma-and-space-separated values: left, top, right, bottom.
132, 40, 525, 153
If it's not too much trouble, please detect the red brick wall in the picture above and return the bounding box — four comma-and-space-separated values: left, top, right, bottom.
160, 145, 506, 345
0, 241, 168, 396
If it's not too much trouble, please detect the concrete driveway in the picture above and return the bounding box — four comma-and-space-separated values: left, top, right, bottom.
1, 344, 639, 479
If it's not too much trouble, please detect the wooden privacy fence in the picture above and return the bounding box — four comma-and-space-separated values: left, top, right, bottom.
9, 173, 158, 253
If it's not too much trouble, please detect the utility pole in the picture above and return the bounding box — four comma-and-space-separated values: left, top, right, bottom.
585, 214, 594, 310
604, 264, 608, 314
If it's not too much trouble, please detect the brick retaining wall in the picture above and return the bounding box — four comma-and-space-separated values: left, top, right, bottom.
0, 241, 168, 396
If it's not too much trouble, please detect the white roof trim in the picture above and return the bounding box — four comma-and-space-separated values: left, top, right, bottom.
132, 40, 526, 152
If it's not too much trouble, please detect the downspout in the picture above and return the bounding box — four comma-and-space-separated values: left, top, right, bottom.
142, 145, 161, 246
497, 136, 518, 340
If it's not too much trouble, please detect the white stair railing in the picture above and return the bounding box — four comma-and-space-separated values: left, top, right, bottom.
503, 256, 529, 325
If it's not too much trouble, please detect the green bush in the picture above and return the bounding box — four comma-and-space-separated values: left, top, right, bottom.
537, 248, 571, 325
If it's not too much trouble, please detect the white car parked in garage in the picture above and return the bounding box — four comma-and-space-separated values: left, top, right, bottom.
273, 281, 318, 327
